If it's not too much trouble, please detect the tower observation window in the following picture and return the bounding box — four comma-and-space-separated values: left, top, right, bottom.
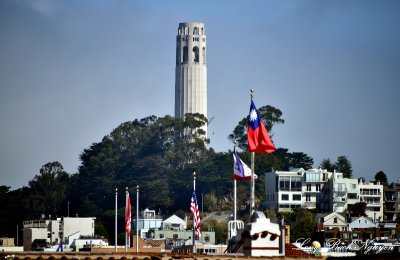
183, 46, 188, 63
193, 46, 199, 63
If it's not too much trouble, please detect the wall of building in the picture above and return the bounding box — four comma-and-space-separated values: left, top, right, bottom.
63, 217, 95, 238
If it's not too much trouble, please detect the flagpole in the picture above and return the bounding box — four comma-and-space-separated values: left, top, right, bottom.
192, 171, 196, 253
233, 145, 237, 222
125, 187, 128, 253
115, 187, 118, 252
234, 179, 237, 222
251, 152, 255, 215
136, 185, 139, 254
250, 89, 255, 215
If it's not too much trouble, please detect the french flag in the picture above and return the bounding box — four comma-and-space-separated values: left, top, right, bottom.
247, 99, 276, 153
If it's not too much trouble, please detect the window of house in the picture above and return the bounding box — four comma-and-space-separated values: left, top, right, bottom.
281, 194, 289, 201
306, 172, 320, 182
334, 217, 338, 223
205, 236, 210, 242
316, 184, 321, 191
293, 194, 301, 201
173, 234, 178, 239
307, 184, 312, 191
291, 176, 302, 191
306, 195, 311, 202
280, 176, 290, 191
348, 193, 357, 199
159, 234, 164, 238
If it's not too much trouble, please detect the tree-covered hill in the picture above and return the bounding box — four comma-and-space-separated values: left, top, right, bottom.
0, 105, 328, 244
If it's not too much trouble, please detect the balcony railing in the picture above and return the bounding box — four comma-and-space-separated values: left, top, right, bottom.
23, 220, 47, 228
303, 202, 317, 208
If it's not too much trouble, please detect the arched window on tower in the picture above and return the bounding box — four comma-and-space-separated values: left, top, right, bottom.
193, 46, 199, 63
178, 28, 181, 35
193, 27, 198, 35
202, 47, 206, 64
201, 27, 204, 34
183, 46, 188, 63
184, 27, 188, 35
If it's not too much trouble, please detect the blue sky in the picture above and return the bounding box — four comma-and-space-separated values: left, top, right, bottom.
1, 0, 399, 189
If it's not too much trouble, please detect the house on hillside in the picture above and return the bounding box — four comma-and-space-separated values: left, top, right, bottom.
162, 215, 186, 231
348, 216, 377, 231
317, 212, 347, 231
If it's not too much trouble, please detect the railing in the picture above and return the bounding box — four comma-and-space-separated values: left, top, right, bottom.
303, 202, 317, 208
23, 220, 47, 228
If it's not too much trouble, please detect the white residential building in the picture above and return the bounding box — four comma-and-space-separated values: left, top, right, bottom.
317, 212, 348, 231
264, 168, 304, 212
133, 208, 163, 238
265, 168, 332, 212
162, 214, 186, 231
265, 168, 385, 221
22, 217, 95, 251
302, 169, 332, 209
325, 172, 359, 213
359, 180, 383, 222
348, 216, 377, 231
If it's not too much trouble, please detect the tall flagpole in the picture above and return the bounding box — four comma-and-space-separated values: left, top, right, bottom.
115, 187, 118, 252
192, 171, 196, 252
136, 185, 139, 254
233, 144, 237, 222
250, 89, 255, 215
125, 187, 128, 253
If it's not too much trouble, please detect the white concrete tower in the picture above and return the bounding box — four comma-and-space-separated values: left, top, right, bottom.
175, 22, 207, 135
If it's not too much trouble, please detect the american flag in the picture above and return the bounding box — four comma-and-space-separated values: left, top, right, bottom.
190, 191, 202, 238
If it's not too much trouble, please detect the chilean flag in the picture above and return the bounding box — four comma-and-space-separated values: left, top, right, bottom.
247, 99, 276, 153
125, 192, 131, 236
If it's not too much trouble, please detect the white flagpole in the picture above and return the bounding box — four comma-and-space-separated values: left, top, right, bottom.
250, 152, 255, 215
233, 145, 237, 222
192, 171, 196, 253
234, 178, 237, 222
125, 187, 128, 253
250, 89, 255, 215
136, 185, 139, 254
115, 187, 118, 252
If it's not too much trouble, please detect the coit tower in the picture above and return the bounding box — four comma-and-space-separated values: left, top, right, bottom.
175, 22, 207, 135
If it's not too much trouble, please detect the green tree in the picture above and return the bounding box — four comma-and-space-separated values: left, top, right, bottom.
28, 161, 70, 217
288, 152, 314, 170
374, 171, 388, 185
319, 158, 335, 172
334, 155, 353, 178
348, 202, 367, 217
290, 209, 316, 242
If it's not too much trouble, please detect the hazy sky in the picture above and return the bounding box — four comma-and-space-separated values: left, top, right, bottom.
1, 0, 399, 189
